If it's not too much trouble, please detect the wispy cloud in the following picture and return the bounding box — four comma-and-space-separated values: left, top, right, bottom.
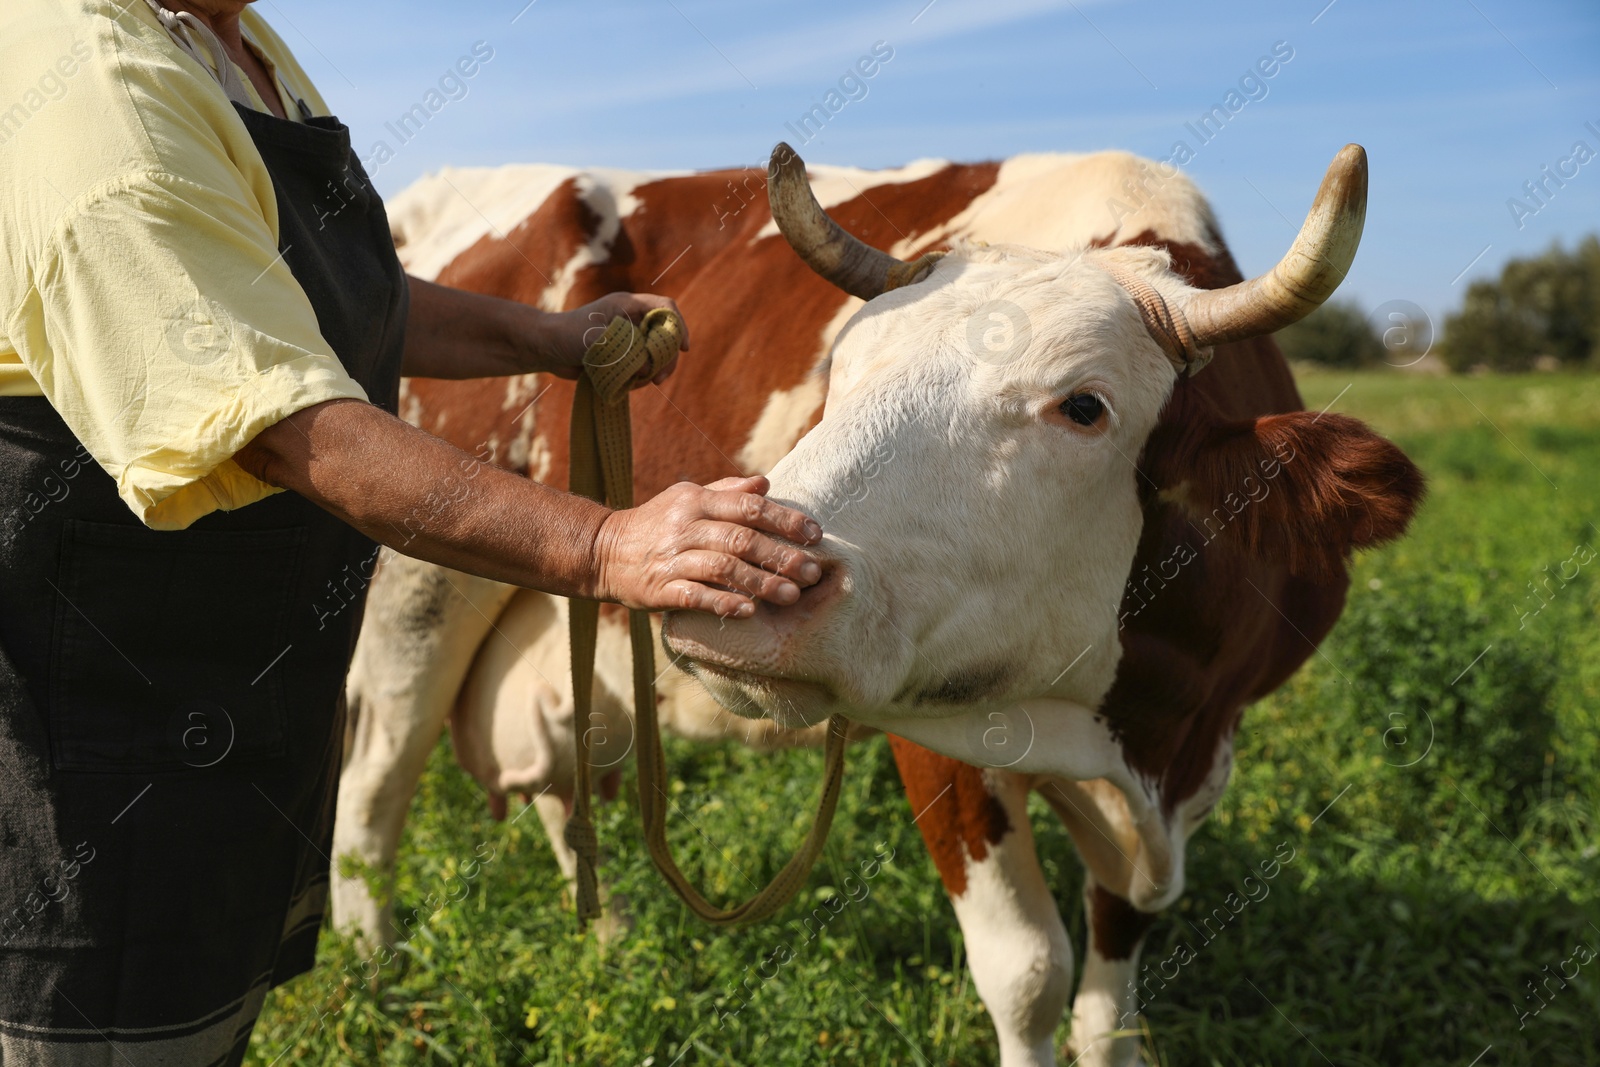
509, 0, 1109, 112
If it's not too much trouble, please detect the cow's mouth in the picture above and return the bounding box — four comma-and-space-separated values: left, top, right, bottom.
661, 564, 857, 727
675, 657, 838, 730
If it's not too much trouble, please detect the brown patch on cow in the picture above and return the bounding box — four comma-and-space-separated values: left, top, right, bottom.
439, 175, 599, 306
1097, 230, 1422, 805
815, 161, 1003, 257
1088, 883, 1158, 961
1098, 227, 1242, 293
887, 735, 1010, 897
569, 170, 769, 300
1093, 234, 1327, 790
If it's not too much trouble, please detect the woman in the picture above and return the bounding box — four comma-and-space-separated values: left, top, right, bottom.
0, 1, 820, 1062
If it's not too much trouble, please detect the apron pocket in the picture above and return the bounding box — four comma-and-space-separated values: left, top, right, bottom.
49, 519, 306, 773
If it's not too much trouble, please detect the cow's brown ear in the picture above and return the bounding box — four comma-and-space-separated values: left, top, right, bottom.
1156, 411, 1425, 580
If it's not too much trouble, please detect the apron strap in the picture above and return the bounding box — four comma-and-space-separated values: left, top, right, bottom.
141, 0, 257, 110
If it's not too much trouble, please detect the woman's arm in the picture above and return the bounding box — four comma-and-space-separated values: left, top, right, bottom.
401, 276, 687, 384
234, 398, 820, 618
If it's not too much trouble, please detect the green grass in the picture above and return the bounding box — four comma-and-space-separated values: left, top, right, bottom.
248, 370, 1600, 1067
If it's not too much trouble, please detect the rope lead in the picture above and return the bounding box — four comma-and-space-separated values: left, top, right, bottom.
566, 309, 849, 929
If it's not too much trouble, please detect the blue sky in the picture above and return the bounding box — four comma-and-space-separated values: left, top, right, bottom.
266, 0, 1600, 329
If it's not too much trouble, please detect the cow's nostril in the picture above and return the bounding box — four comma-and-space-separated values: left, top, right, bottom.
764, 558, 846, 616
803, 559, 847, 603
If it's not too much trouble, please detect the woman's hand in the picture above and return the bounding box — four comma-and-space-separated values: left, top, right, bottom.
542, 293, 690, 386
592, 476, 823, 617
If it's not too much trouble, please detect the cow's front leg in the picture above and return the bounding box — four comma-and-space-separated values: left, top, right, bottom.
331, 557, 515, 947
1047, 733, 1236, 1066
1067, 876, 1157, 1067
889, 738, 1072, 1067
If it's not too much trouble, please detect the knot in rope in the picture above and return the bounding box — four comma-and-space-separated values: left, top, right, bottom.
583, 310, 683, 406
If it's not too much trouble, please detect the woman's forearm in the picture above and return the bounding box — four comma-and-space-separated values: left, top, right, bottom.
234, 399, 821, 616
239, 397, 605, 594
401, 275, 548, 379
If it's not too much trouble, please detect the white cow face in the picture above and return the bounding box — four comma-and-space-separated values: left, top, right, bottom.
662, 244, 1187, 734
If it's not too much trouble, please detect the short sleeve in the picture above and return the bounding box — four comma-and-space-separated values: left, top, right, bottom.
16, 167, 370, 531
0, 0, 372, 531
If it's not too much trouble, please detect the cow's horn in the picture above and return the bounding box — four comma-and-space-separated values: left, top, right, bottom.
1183, 144, 1368, 346
767, 142, 942, 301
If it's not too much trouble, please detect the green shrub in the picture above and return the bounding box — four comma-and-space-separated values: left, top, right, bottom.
1441, 235, 1600, 372
1275, 298, 1386, 368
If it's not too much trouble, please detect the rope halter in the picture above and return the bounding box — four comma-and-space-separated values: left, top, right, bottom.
1098, 262, 1213, 377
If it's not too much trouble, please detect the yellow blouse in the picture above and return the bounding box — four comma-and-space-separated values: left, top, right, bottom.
0, 0, 371, 529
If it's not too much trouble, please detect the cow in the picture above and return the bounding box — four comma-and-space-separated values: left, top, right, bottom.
333, 143, 1422, 1067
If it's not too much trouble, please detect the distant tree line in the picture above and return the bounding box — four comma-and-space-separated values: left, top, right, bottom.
1274, 301, 1386, 368
1274, 234, 1600, 372
1443, 235, 1599, 371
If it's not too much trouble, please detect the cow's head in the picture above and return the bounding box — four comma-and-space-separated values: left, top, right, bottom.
663, 143, 1419, 733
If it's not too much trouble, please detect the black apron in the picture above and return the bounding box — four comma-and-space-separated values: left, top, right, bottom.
0, 101, 407, 1065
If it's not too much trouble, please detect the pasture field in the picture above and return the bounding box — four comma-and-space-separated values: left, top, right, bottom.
249, 370, 1600, 1067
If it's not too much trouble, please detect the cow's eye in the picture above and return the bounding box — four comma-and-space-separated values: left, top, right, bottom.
1060, 393, 1104, 426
